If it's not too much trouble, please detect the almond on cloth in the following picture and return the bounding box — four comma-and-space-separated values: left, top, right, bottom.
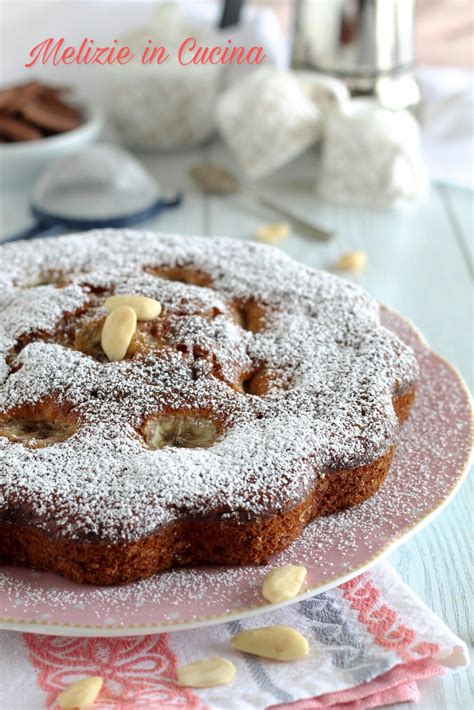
231, 625, 309, 661
57, 676, 103, 709
177, 658, 236, 688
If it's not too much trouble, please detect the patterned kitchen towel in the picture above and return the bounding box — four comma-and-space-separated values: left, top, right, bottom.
0, 563, 468, 710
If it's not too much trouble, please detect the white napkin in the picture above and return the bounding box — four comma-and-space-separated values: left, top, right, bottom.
0, 563, 468, 710
216, 68, 322, 179
316, 99, 428, 207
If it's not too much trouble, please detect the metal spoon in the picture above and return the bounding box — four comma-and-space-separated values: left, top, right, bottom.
190, 162, 333, 242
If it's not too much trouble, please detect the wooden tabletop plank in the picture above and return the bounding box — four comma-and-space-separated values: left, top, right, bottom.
139, 146, 209, 237
438, 185, 474, 277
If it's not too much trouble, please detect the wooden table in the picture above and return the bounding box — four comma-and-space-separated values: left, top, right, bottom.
1, 141, 472, 709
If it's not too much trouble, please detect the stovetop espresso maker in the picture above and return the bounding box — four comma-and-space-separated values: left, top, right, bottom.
292, 0, 419, 109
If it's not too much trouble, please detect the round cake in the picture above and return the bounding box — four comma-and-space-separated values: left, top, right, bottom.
0, 230, 418, 584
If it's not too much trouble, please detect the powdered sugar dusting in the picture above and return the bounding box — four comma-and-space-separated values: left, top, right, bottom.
0, 313, 470, 632
0, 230, 418, 543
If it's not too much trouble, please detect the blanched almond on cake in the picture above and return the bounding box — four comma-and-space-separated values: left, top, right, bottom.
57, 676, 103, 708
101, 306, 137, 361
262, 564, 307, 603
336, 250, 367, 271
177, 658, 236, 688
230, 625, 309, 661
104, 294, 162, 320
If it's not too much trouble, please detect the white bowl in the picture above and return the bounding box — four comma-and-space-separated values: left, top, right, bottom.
0, 102, 103, 190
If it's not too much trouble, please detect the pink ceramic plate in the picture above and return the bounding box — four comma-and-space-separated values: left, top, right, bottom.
0, 310, 472, 636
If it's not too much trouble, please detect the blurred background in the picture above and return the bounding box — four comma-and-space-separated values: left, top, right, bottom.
0, 1, 472, 393
1, 0, 472, 193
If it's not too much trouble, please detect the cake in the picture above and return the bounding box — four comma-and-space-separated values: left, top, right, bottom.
0, 230, 418, 585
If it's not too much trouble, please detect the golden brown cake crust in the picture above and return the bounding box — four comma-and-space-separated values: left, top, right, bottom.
0, 388, 415, 585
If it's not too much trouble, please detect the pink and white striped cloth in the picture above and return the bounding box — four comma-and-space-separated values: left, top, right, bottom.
0, 563, 468, 709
